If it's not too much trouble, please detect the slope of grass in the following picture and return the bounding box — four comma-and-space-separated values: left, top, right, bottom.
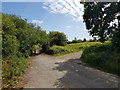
81, 42, 120, 75
47, 42, 100, 56
2, 56, 29, 88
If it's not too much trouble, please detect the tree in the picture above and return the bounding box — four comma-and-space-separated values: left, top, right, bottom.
78, 39, 82, 43
93, 37, 97, 42
2, 13, 50, 57
72, 37, 78, 43
89, 39, 93, 42
83, 38, 87, 42
2, 34, 20, 57
82, 2, 119, 48
49, 31, 67, 46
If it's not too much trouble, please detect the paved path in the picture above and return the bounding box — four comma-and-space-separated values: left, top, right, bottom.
24, 52, 119, 88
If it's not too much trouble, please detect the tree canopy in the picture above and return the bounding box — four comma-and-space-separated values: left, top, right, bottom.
2, 13, 69, 58
49, 31, 68, 46
82, 2, 119, 49
2, 13, 49, 57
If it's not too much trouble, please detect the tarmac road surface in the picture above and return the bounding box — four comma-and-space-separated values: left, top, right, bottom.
24, 52, 119, 88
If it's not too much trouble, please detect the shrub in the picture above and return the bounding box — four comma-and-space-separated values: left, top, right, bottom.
49, 31, 67, 46
81, 42, 120, 75
47, 42, 100, 56
2, 34, 20, 58
2, 56, 28, 87
2, 13, 50, 88
41, 44, 50, 53
47, 46, 73, 55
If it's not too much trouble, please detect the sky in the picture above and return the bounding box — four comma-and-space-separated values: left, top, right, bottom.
2, 1, 92, 41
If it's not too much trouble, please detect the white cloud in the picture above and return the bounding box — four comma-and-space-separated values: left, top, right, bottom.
66, 25, 72, 28
65, 25, 81, 29
42, 0, 84, 22
42, 6, 48, 9
32, 20, 44, 24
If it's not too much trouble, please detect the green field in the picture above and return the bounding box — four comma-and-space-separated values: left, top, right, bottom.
48, 42, 100, 56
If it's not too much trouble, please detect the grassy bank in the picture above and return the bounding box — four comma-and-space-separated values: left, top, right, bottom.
47, 42, 100, 56
2, 56, 29, 88
81, 42, 120, 75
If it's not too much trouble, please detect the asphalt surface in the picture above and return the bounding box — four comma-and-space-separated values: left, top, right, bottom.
24, 52, 119, 88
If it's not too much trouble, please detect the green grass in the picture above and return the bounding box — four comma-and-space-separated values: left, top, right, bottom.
81, 42, 120, 75
48, 42, 100, 56
2, 56, 29, 88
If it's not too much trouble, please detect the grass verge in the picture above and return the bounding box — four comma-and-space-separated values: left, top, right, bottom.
2, 56, 29, 88
81, 42, 120, 75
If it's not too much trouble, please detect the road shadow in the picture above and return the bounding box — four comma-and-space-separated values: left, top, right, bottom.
52, 58, 118, 88
52, 58, 89, 88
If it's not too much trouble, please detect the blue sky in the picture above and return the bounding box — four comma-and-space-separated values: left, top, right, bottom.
2, 2, 92, 41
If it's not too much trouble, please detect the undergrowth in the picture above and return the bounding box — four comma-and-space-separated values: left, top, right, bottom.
2, 56, 28, 88
81, 42, 120, 75
47, 42, 100, 56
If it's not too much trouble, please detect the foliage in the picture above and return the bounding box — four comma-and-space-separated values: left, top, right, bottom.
2, 13, 49, 57
72, 37, 78, 43
49, 31, 68, 46
112, 28, 120, 50
67, 38, 83, 44
32, 44, 41, 50
2, 13, 49, 87
2, 56, 28, 88
78, 39, 83, 43
41, 44, 51, 53
82, 38, 87, 42
83, 2, 119, 50
81, 42, 120, 75
48, 42, 100, 56
47, 45, 73, 55
2, 34, 20, 57
89, 37, 97, 42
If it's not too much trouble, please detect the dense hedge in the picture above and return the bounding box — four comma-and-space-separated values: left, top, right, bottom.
49, 31, 68, 46
81, 42, 120, 75
47, 46, 73, 55
47, 42, 100, 56
2, 56, 28, 87
2, 13, 49, 58
2, 13, 49, 87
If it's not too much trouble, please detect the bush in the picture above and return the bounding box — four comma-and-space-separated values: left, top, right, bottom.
41, 44, 50, 53
47, 42, 100, 56
2, 13, 49, 58
2, 13, 50, 88
2, 56, 28, 87
47, 45, 73, 55
112, 29, 120, 51
2, 34, 20, 58
81, 42, 120, 75
49, 31, 67, 46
